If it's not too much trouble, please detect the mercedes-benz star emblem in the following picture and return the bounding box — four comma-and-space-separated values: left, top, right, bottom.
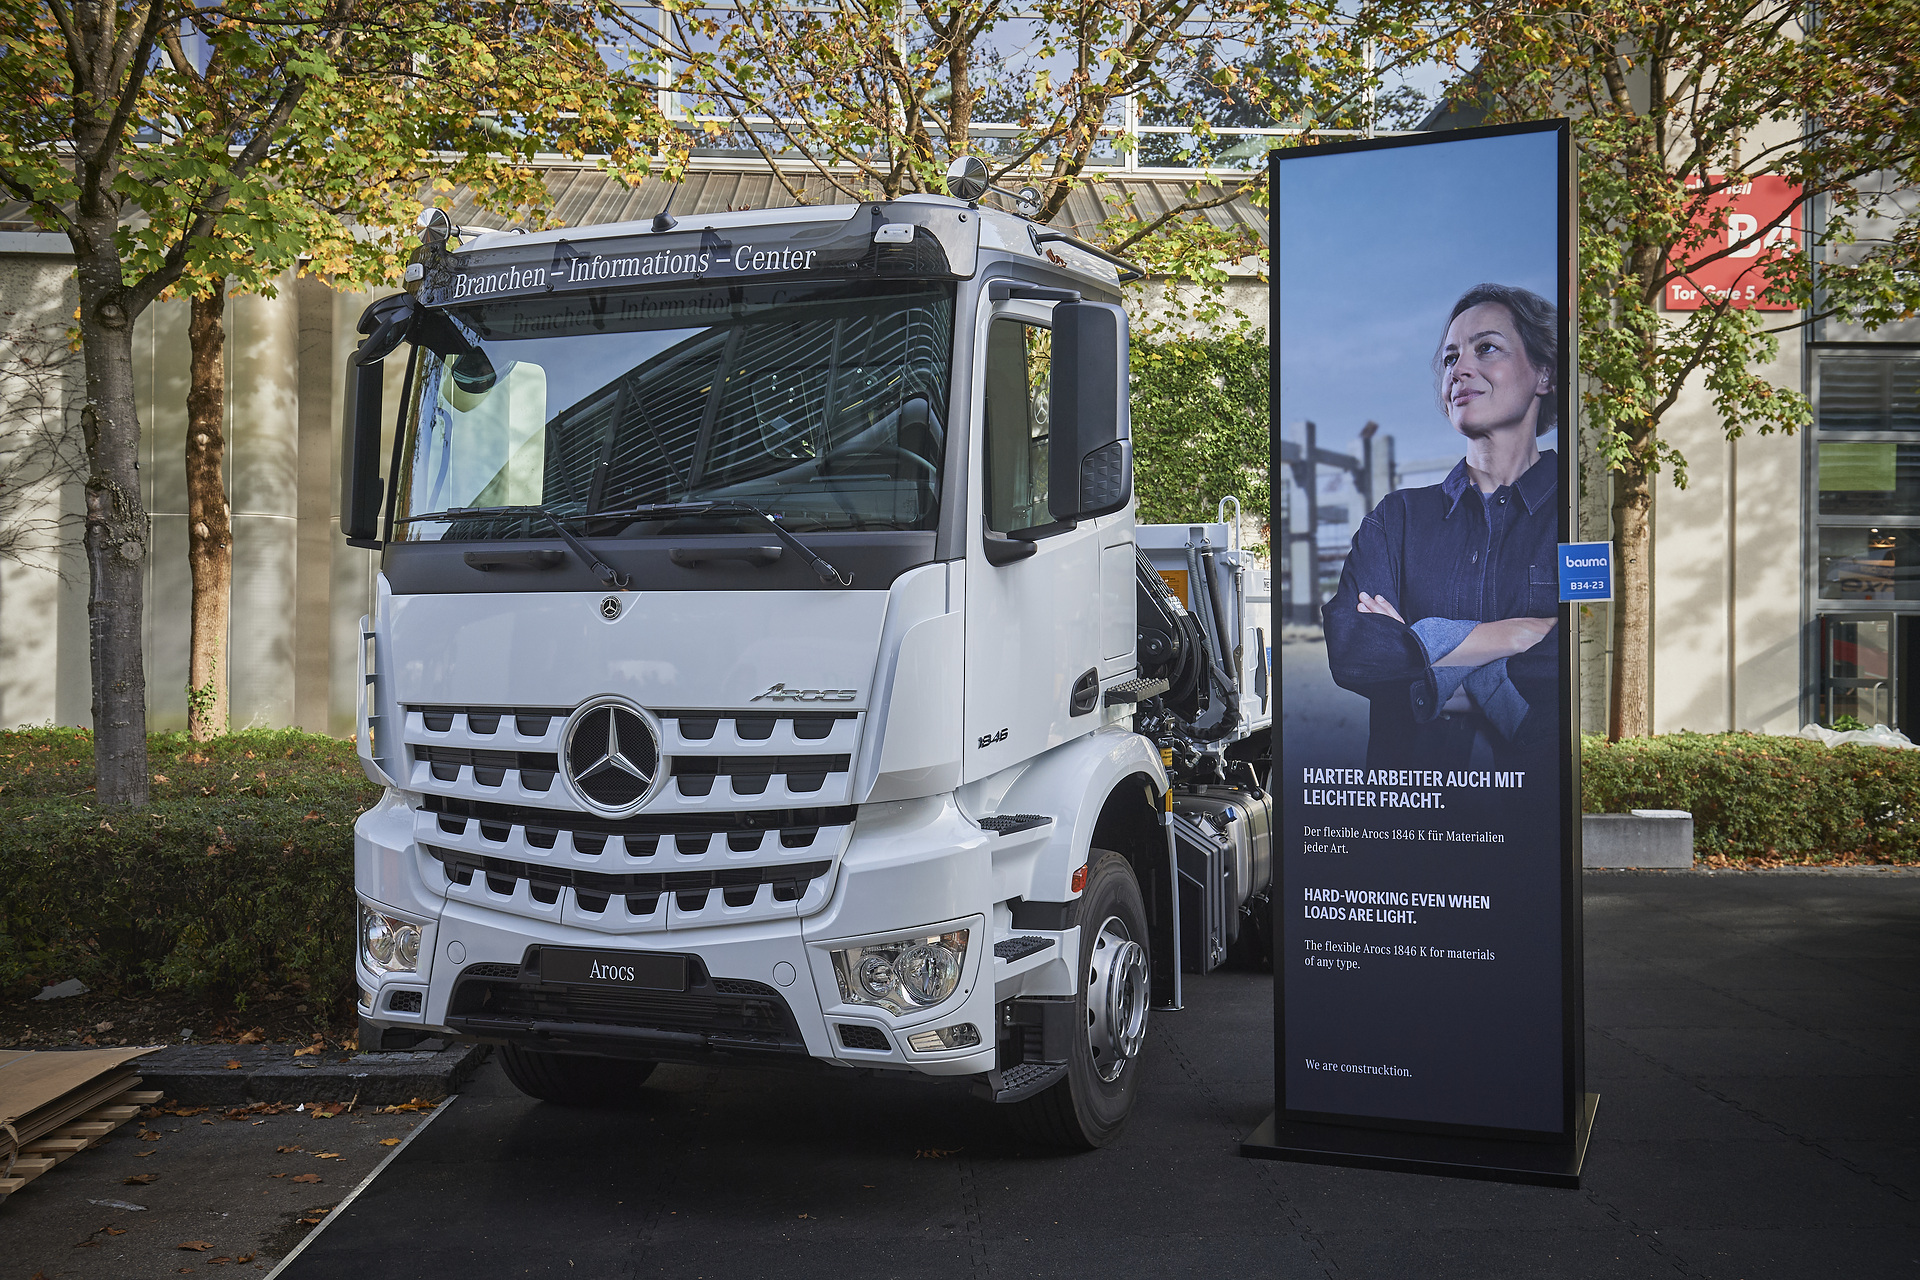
600, 595, 622, 620
565, 702, 660, 810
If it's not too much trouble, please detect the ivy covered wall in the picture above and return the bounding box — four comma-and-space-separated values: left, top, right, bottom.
1130, 333, 1270, 555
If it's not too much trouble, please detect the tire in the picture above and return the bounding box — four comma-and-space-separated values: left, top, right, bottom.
1008, 850, 1152, 1149
497, 1043, 657, 1106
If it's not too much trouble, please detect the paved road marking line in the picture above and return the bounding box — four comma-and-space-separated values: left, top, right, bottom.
264, 1096, 459, 1280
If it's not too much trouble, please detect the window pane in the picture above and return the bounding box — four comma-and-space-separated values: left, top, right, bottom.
1817, 527, 1920, 601
1817, 354, 1920, 431
1817, 441, 1920, 515
983, 320, 1052, 533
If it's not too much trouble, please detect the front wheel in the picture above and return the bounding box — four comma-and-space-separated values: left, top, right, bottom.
498, 1043, 657, 1106
1008, 850, 1151, 1149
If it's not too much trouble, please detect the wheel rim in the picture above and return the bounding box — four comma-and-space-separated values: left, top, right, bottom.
1086, 914, 1149, 1083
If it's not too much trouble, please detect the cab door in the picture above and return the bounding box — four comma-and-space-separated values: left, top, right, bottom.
962, 301, 1111, 782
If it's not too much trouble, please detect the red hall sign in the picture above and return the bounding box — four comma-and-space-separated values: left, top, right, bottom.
1664, 174, 1802, 311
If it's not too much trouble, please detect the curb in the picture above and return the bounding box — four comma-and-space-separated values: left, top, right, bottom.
134, 1041, 489, 1106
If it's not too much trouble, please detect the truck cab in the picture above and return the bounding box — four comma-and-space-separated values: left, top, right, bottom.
344, 190, 1272, 1147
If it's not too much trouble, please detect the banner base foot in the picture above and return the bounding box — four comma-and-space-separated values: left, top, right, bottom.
1239, 1093, 1598, 1189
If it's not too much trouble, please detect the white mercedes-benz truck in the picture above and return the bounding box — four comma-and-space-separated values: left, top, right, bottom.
344, 173, 1272, 1147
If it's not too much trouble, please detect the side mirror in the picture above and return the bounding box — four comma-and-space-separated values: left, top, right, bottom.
1047, 301, 1132, 523
340, 354, 386, 547
340, 295, 416, 548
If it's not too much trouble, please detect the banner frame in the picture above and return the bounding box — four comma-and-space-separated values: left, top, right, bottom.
1242, 117, 1595, 1185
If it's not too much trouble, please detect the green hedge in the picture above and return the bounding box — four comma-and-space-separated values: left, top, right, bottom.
1131, 334, 1271, 544
1582, 732, 1920, 864
0, 729, 374, 1003
2, 727, 1913, 1001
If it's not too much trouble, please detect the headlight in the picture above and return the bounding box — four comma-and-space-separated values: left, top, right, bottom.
831, 929, 969, 1016
359, 904, 423, 975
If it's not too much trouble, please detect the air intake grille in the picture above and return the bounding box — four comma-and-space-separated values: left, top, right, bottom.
414, 745, 560, 790
672, 754, 851, 796
838, 1024, 890, 1052
447, 972, 804, 1053
386, 990, 423, 1013
670, 711, 855, 741
427, 845, 831, 902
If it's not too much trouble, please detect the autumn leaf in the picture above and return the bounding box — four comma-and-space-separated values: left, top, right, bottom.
291, 1173, 323, 1184
225, 1060, 241, 1070
277, 1145, 303, 1153
105, 1227, 127, 1236
178, 1241, 214, 1251
378, 1137, 401, 1146
124, 1173, 158, 1185
313, 1151, 341, 1159
139, 1129, 162, 1141
293, 1045, 324, 1058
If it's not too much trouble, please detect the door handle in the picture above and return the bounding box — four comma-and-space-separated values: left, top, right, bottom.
1070, 667, 1100, 716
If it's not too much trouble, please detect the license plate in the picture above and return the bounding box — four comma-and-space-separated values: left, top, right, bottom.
539, 947, 688, 992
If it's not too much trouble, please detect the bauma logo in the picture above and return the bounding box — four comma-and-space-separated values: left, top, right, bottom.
751, 683, 857, 703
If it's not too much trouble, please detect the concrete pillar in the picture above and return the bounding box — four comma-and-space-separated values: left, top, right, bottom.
228, 281, 301, 729
296, 273, 338, 733
328, 287, 385, 736
138, 294, 193, 732
0, 257, 82, 728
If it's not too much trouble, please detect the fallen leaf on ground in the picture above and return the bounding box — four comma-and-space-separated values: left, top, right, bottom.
105, 1227, 127, 1236
378, 1137, 401, 1146
178, 1241, 213, 1251
124, 1173, 158, 1185
236, 1255, 254, 1264
266, 1173, 287, 1179
209, 1259, 232, 1266
95, 1021, 115, 1033
139, 1130, 161, 1141
237, 1029, 263, 1044
914, 1147, 962, 1159
153, 774, 169, 783
136, 1149, 156, 1157
224, 1061, 241, 1070
293, 1045, 322, 1057
276, 1144, 302, 1153
291, 1173, 322, 1184
74, 1239, 101, 1248
313, 1151, 341, 1159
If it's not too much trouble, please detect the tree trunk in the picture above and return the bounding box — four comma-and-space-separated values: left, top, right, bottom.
1609, 460, 1653, 740
72, 228, 151, 808
186, 284, 232, 740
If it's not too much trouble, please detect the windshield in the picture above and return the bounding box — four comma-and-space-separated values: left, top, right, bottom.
397, 278, 955, 537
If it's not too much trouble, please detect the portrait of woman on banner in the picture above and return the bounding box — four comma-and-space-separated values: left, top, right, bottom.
1322, 283, 1562, 772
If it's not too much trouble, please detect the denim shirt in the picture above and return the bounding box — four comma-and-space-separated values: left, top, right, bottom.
1322, 451, 1560, 770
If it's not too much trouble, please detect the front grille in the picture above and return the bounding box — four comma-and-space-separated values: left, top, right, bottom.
413, 706, 570, 736
448, 966, 803, 1052
670, 754, 851, 797
424, 795, 852, 853
414, 744, 560, 790
669, 711, 854, 741
838, 1024, 890, 1051
386, 990, 423, 1013
426, 845, 832, 912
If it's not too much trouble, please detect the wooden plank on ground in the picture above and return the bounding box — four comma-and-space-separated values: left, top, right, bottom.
80, 1105, 141, 1123
21, 1137, 90, 1155
122, 1090, 163, 1105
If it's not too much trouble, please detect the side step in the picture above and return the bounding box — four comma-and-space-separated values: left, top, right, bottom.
992, 1061, 1067, 1104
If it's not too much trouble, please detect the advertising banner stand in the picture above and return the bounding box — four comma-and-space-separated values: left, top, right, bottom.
1241, 121, 1596, 1188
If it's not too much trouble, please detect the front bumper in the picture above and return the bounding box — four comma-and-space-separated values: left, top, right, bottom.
357, 793, 1002, 1077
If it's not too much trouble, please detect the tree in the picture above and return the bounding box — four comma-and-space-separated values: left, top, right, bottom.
622, 0, 1453, 329
140, 5, 670, 740
0, 1, 672, 789
1438, 0, 1920, 738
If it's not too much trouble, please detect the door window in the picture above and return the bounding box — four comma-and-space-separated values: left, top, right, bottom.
983, 319, 1052, 533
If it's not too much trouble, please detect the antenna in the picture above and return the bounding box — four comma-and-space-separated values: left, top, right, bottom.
651, 185, 680, 233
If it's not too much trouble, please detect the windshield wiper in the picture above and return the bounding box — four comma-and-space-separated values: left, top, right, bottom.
398, 505, 632, 590
589, 501, 853, 587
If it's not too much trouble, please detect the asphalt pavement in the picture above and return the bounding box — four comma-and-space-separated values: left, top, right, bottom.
275, 870, 1918, 1280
